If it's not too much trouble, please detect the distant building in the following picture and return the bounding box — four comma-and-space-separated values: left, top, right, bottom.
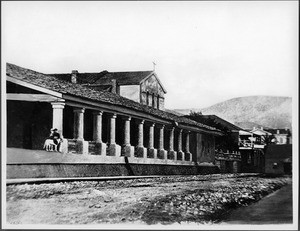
238, 126, 293, 174
264, 144, 292, 175
238, 128, 265, 173
265, 128, 292, 145
185, 114, 242, 173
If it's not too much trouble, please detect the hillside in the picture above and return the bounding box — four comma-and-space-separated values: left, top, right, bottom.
173, 96, 292, 130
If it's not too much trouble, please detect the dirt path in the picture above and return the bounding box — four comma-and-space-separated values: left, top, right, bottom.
6, 174, 292, 225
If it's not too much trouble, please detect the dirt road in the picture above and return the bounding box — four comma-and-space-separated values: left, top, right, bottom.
6, 174, 291, 225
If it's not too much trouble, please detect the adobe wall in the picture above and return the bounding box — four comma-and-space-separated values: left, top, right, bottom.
196, 133, 215, 163
119, 85, 140, 103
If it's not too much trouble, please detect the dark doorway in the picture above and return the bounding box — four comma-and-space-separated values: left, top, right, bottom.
284, 163, 292, 175
7, 101, 52, 150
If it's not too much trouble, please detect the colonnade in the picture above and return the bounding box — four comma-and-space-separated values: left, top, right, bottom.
51, 102, 192, 161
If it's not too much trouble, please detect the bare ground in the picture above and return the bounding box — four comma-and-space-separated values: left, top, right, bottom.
6, 174, 292, 225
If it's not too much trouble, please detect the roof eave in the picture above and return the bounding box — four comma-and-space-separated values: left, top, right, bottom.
6, 75, 63, 98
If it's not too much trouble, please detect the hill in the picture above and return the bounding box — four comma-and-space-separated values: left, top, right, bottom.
173, 96, 292, 130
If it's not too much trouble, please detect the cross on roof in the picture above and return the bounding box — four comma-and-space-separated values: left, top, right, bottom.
152, 61, 156, 71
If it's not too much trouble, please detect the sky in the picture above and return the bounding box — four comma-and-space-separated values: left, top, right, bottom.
2, 1, 298, 109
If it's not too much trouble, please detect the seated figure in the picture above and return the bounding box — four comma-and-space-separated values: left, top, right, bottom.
44, 128, 62, 152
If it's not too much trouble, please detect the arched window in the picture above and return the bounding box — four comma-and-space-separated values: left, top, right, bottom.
146, 91, 149, 106
152, 93, 155, 108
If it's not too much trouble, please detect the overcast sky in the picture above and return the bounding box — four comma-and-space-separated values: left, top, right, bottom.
2, 1, 298, 109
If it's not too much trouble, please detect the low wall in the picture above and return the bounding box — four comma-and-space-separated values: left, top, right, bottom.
7, 163, 219, 179
215, 151, 241, 173
6, 148, 219, 179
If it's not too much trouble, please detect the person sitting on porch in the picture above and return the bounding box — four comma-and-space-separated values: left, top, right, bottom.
44, 128, 62, 152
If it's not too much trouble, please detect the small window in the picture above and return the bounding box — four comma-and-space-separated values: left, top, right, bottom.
157, 96, 160, 109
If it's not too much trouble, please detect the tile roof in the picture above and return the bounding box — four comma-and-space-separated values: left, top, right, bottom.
50, 71, 154, 85
6, 63, 222, 134
185, 114, 243, 132
95, 71, 154, 85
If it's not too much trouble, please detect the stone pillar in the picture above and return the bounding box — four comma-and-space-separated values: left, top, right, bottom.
107, 113, 121, 156
73, 108, 85, 140
138, 120, 144, 147
122, 116, 134, 157
51, 102, 68, 153
124, 117, 131, 146
110, 114, 116, 144
73, 108, 88, 154
135, 119, 147, 158
51, 102, 64, 135
177, 129, 184, 161
167, 127, 177, 160
185, 131, 192, 161
159, 125, 164, 150
147, 123, 157, 158
93, 111, 103, 143
157, 125, 167, 159
169, 128, 174, 151
92, 111, 106, 155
